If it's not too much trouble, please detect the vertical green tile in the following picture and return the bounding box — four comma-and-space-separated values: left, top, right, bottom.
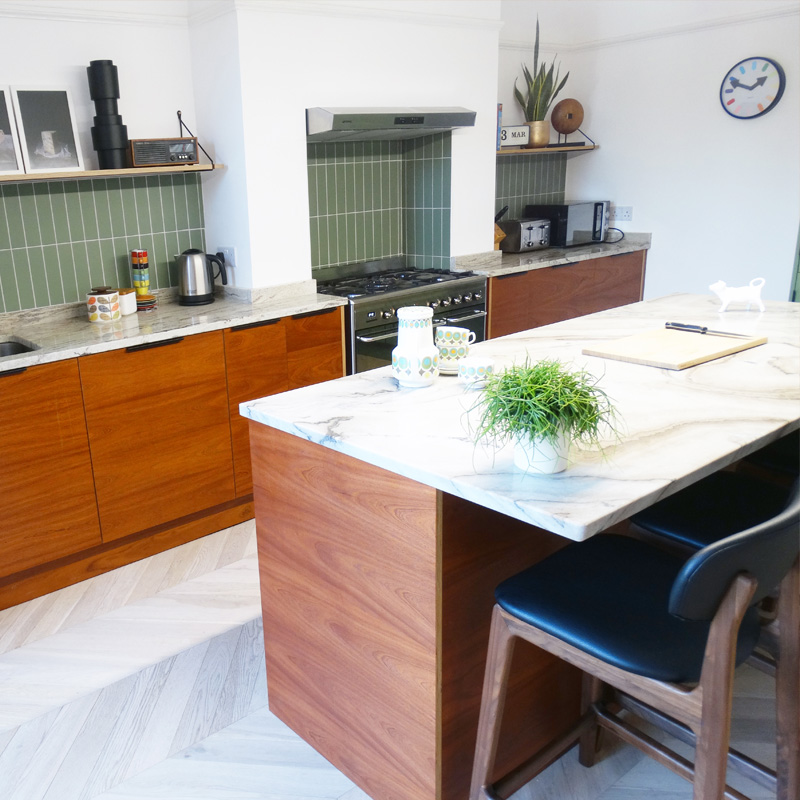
146, 176, 165, 234
353, 162, 364, 213
33, 184, 56, 246
363, 211, 375, 261
12, 250, 35, 309
151, 231, 170, 288
60, 181, 84, 243
71, 242, 92, 294
308, 217, 319, 269
132, 176, 149, 234
119, 178, 137, 236
57, 243, 79, 302
4, 186, 26, 249
83, 239, 104, 289
18, 184, 41, 247
0, 190, 10, 252
307, 165, 319, 217
164, 232, 181, 285
91, 180, 112, 240
78, 181, 99, 241
98, 239, 123, 288
325, 164, 337, 215
186, 176, 203, 228
160, 177, 177, 232
345, 213, 357, 264
42, 245, 65, 305
102, 178, 124, 238
177, 229, 193, 257
335, 164, 348, 215
0, 249, 20, 312
334, 216, 346, 265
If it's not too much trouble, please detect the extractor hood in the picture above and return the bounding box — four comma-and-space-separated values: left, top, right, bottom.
306, 107, 476, 142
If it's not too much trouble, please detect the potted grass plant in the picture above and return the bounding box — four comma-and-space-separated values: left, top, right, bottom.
472, 358, 616, 474
514, 18, 569, 148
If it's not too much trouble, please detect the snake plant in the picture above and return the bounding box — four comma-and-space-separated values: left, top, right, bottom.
514, 18, 569, 122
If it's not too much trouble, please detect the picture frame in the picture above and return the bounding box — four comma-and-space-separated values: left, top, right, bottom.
10, 86, 84, 173
0, 87, 24, 175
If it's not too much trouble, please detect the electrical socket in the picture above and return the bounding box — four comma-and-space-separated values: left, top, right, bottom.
609, 205, 633, 222
218, 246, 236, 268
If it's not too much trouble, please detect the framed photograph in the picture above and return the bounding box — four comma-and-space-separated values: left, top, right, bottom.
11, 86, 84, 173
0, 87, 24, 175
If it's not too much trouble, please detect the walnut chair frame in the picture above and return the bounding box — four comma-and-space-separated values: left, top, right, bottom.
469, 494, 799, 800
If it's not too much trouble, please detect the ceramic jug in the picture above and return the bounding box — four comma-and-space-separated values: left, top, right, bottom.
391, 306, 439, 388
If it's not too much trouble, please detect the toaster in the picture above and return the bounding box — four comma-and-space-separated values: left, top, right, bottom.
497, 218, 551, 253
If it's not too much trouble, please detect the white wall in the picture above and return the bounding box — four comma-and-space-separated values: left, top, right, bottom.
0, 0, 197, 170
222, 0, 501, 288
498, 1, 800, 301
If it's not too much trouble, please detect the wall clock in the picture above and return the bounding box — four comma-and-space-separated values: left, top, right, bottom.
720, 56, 785, 119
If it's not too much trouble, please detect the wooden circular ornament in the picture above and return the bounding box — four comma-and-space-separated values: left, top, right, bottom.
550, 99, 584, 134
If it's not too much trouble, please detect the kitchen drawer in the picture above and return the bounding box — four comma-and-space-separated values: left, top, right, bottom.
0, 360, 102, 577
286, 307, 345, 390
79, 331, 235, 541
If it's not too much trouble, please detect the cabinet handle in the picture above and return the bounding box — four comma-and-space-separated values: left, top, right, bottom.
292, 307, 337, 320
125, 336, 184, 353
497, 272, 526, 280
0, 366, 27, 377
230, 318, 280, 332
551, 261, 578, 269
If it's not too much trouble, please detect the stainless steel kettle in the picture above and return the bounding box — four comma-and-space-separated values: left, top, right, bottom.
176, 249, 227, 306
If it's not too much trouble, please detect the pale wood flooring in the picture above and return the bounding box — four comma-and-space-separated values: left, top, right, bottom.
2, 522, 778, 800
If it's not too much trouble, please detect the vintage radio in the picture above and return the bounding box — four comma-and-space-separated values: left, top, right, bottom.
130, 137, 199, 167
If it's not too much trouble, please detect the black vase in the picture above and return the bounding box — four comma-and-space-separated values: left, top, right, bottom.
87, 60, 129, 169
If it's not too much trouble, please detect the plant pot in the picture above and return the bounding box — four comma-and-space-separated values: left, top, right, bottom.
513, 430, 570, 474
525, 120, 550, 149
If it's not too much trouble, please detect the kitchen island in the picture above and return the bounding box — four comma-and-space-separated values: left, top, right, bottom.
241, 293, 799, 800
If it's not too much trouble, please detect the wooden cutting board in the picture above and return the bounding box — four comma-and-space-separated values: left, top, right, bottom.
582, 327, 768, 370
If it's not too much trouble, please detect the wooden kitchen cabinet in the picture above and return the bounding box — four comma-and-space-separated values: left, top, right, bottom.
224, 307, 344, 497
0, 360, 102, 578
488, 250, 646, 338
285, 307, 345, 390
79, 331, 236, 542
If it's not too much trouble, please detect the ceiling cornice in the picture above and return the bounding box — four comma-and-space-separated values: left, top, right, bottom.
500, 3, 799, 55
0, 1, 188, 26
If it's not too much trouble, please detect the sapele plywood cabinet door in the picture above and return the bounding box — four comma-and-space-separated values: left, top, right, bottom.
285, 307, 345, 390
224, 318, 289, 497
0, 360, 102, 578
79, 331, 235, 541
487, 271, 533, 339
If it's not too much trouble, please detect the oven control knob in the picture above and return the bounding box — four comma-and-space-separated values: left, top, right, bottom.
452, 295, 463, 305
463, 292, 473, 302
428, 300, 439, 309
474, 291, 484, 301
382, 308, 395, 320
440, 297, 452, 307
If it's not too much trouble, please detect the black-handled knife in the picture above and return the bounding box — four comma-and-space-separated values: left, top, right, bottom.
665, 322, 752, 339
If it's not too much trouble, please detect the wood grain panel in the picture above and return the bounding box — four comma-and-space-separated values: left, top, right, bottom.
80, 331, 235, 541
0, 360, 102, 578
223, 320, 288, 496
487, 271, 532, 339
286, 307, 345, 390
0, 498, 253, 611
440, 494, 581, 799
250, 423, 438, 800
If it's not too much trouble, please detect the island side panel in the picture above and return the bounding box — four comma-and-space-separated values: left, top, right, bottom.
440, 494, 582, 800
249, 423, 439, 800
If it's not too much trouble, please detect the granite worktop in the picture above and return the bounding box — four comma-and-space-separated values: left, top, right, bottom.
0, 286, 346, 374
241, 292, 799, 541
453, 232, 651, 277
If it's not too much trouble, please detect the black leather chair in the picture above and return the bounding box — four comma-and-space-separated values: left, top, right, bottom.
469, 483, 799, 800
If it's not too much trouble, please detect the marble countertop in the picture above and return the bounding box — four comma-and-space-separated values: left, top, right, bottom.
0, 288, 346, 374
241, 293, 799, 541
453, 233, 651, 277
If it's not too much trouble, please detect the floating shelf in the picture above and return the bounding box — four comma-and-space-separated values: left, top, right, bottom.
497, 145, 598, 156
0, 163, 223, 184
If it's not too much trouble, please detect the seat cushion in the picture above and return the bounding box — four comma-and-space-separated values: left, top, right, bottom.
495, 534, 761, 683
631, 471, 793, 549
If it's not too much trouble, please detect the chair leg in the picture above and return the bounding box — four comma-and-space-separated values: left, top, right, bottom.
470, 604, 518, 800
692, 574, 757, 800
578, 673, 604, 767
776, 557, 799, 800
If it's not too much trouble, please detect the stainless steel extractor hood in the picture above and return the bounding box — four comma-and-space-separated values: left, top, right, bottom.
306, 107, 476, 142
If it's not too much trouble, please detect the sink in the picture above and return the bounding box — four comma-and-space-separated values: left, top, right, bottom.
0, 338, 39, 357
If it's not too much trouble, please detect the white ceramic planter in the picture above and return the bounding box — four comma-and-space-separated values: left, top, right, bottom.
513, 430, 570, 474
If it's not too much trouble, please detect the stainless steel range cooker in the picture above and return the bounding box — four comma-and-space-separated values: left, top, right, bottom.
315, 259, 487, 374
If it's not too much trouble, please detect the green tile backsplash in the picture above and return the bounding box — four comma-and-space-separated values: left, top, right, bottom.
0, 173, 205, 313
308, 134, 452, 272
495, 152, 566, 220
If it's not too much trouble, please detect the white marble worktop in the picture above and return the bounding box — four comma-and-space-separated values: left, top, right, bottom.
0, 287, 346, 374
453, 232, 651, 277
241, 293, 799, 541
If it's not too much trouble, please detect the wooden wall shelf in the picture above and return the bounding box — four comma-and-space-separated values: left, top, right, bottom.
0, 163, 223, 184
497, 145, 597, 156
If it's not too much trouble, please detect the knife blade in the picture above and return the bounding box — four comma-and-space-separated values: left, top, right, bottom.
665, 322, 752, 339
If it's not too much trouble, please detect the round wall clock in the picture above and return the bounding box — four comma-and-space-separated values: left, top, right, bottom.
720, 56, 786, 119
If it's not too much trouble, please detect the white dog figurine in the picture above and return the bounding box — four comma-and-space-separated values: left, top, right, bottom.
709, 277, 765, 312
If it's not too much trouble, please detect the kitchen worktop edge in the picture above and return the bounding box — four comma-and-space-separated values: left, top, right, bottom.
454, 233, 651, 277
0, 290, 347, 373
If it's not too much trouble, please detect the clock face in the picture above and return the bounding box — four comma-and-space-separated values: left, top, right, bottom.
720, 57, 786, 119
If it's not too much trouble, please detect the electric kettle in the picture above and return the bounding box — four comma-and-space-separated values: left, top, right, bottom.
176, 249, 227, 305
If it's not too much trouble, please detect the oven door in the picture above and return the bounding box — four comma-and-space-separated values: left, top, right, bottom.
353, 306, 487, 374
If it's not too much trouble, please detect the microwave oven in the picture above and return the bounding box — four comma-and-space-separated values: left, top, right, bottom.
522, 201, 610, 247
